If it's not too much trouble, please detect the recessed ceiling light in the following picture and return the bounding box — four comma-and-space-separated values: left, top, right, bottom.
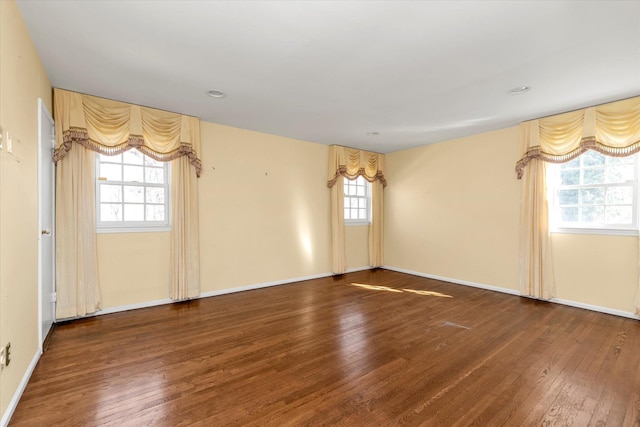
507, 86, 530, 95
366, 131, 380, 136
207, 89, 225, 98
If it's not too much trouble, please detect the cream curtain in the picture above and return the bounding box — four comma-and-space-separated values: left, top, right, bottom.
327, 145, 387, 273
516, 96, 640, 178
369, 180, 384, 267
330, 175, 346, 274
54, 89, 202, 314
516, 96, 640, 310
170, 155, 200, 300
55, 143, 102, 318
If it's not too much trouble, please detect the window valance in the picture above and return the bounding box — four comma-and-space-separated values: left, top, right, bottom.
327, 145, 387, 188
53, 88, 202, 176
516, 96, 640, 179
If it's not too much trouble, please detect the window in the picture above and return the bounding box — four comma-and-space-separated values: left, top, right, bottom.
96, 150, 170, 232
548, 151, 638, 234
344, 175, 371, 224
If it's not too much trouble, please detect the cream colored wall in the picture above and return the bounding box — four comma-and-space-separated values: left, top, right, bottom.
385, 126, 639, 314
552, 234, 637, 312
97, 233, 170, 307
0, 0, 52, 417
97, 122, 370, 309
345, 225, 369, 269
198, 122, 334, 292
385, 127, 521, 290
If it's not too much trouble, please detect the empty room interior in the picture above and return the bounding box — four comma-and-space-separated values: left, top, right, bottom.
2, 1, 640, 426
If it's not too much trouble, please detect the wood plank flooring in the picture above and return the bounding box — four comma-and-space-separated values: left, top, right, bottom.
9, 269, 640, 426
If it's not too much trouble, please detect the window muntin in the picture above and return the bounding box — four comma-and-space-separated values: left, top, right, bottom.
96, 151, 170, 232
549, 151, 638, 233
344, 175, 371, 224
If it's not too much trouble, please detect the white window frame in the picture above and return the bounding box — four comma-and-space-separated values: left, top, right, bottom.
95, 151, 171, 233
344, 175, 371, 226
548, 151, 639, 236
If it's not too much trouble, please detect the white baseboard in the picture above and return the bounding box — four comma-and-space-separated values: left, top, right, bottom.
551, 298, 639, 320
90, 268, 376, 317
383, 266, 521, 296
382, 266, 639, 320
345, 266, 373, 273
1, 348, 41, 427
97, 298, 174, 316
199, 271, 334, 299
85, 270, 382, 318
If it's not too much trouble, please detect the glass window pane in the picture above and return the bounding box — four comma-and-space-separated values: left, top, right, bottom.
351, 198, 359, 208
146, 205, 165, 221
557, 189, 578, 205
99, 153, 121, 163
357, 185, 365, 197
582, 168, 604, 185
100, 184, 122, 203
101, 204, 122, 221
580, 206, 604, 223
99, 163, 122, 181
349, 184, 358, 196
145, 167, 164, 184
344, 208, 350, 219
123, 165, 143, 182
124, 204, 144, 221
146, 187, 165, 204
560, 170, 579, 185
560, 207, 578, 223
605, 165, 634, 183
358, 209, 367, 220
144, 156, 161, 167
123, 186, 144, 203
580, 188, 604, 205
351, 208, 358, 218
605, 206, 633, 224
582, 151, 605, 167
123, 150, 143, 165
358, 198, 366, 208
605, 186, 633, 205
560, 157, 580, 170
606, 156, 633, 165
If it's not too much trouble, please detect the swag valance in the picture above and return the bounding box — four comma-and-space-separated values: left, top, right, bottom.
327, 145, 387, 188
516, 96, 640, 179
53, 88, 202, 176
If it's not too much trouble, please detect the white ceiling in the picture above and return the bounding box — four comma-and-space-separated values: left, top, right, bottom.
16, 1, 640, 153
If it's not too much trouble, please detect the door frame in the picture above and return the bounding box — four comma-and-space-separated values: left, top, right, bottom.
38, 98, 55, 352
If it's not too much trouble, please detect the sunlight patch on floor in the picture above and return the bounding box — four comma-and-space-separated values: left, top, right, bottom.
349, 283, 452, 298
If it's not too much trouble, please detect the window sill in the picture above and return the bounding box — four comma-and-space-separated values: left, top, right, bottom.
551, 227, 638, 237
345, 221, 371, 227
97, 226, 170, 234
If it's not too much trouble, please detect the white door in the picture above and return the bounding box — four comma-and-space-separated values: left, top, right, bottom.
38, 98, 55, 351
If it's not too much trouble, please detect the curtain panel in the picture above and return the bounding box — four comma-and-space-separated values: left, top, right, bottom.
53, 89, 202, 317
327, 145, 387, 273
516, 96, 640, 312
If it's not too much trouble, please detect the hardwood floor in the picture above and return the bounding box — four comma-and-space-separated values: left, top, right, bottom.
10, 269, 640, 426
